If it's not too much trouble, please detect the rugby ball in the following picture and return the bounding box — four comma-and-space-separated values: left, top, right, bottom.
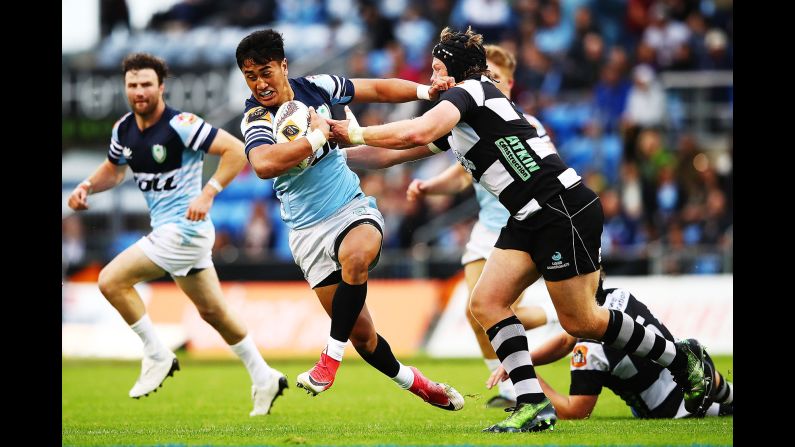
273, 100, 314, 170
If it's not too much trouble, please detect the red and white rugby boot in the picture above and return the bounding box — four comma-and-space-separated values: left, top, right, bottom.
407, 366, 464, 411
296, 349, 340, 396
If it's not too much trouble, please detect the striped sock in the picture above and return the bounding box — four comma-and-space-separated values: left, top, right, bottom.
713, 375, 733, 405
486, 315, 545, 405
602, 309, 683, 370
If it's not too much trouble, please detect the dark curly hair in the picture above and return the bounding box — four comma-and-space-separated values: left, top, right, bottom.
122, 53, 168, 85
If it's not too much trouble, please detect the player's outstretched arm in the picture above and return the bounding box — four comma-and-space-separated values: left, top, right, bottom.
186, 129, 247, 221
328, 101, 460, 149
485, 360, 598, 419
67, 160, 127, 211
351, 76, 455, 103
536, 374, 598, 420
341, 106, 435, 169
530, 332, 578, 366
344, 145, 434, 169
408, 164, 472, 203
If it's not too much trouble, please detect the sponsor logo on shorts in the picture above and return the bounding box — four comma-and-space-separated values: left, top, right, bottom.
353, 207, 367, 216
547, 251, 569, 270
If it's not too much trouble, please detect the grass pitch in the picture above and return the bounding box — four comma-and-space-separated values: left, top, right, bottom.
63, 355, 733, 446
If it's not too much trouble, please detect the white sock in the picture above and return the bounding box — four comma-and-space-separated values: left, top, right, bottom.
485, 358, 516, 400
130, 314, 169, 360
326, 337, 347, 362
392, 362, 414, 389
229, 334, 273, 388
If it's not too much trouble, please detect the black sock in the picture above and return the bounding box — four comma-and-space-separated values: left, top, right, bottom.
329, 280, 367, 343
356, 333, 400, 378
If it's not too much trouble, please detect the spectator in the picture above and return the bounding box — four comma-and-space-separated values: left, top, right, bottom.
243, 202, 274, 261
642, 2, 691, 69
622, 64, 667, 161
62, 214, 87, 276
593, 62, 631, 133
100, 0, 130, 37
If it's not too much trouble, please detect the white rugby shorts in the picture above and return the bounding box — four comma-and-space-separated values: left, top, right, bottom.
461, 220, 501, 265
136, 222, 214, 276
289, 195, 385, 288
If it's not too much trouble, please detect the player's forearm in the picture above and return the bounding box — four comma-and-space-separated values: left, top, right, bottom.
421, 164, 471, 195
354, 78, 428, 103
83, 160, 126, 194
537, 376, 594, 419
205, 145, 247, 196
530, 333, 576, 366
358, 118, 439, 149
249, 139, 314, 179
344, 145, 432, 169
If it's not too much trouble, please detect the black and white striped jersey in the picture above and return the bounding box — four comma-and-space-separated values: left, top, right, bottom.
435, 75, 581, 220
570, 288, 688, 418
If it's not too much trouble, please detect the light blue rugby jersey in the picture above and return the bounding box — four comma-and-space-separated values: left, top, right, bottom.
108, 106, 218, 231
473, 113, 553, 232
240, 75, 367, 229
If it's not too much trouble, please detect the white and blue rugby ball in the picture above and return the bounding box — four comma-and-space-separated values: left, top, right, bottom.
273, 100, 315, 170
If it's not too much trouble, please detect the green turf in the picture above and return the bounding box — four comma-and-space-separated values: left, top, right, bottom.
62, 355, 733, 446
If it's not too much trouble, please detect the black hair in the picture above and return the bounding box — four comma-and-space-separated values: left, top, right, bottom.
236, 29, 286, 68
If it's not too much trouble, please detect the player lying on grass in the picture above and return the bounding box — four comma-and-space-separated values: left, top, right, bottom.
486, 268, 733, 419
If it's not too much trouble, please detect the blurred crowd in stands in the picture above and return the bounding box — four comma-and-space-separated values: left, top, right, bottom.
65, 0, 733, 276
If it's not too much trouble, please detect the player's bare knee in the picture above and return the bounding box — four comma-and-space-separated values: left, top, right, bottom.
468, 298, 492, 325
97, 269, 123, 298
197, 304, 224, 325
464, 304, 480, 326
341, 253, 371, 284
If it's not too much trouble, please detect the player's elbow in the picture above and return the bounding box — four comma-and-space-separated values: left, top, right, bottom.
252, 161, 278, 179
405, 128, 434, 147
559, 406, 593, 420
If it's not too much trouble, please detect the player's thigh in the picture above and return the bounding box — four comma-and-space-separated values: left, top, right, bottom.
100, 243, 166, 287
544, 270, 604, 331
463, 259, 486, 294
172, 267, 226, 310
337, 223, 382, 267
472, 248, 540, 309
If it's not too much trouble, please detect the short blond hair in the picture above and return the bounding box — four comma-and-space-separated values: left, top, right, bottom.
484, 44, 517, 77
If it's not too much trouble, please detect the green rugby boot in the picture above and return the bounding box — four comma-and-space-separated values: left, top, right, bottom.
483, 398, 557, 433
